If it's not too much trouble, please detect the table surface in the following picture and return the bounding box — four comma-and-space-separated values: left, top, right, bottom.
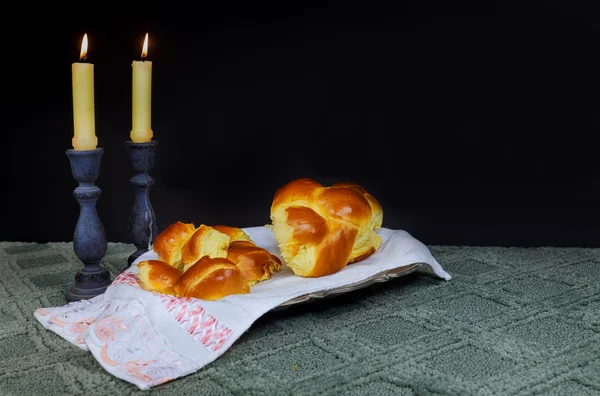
1, 241, 599, 395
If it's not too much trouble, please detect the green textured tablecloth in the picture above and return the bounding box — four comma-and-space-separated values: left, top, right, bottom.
0, 241, 599, 395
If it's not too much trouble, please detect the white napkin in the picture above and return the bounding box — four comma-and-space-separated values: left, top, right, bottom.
34, 226, 451, 390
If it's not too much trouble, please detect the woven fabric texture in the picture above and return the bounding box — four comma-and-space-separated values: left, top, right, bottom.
1, 241, 599, 395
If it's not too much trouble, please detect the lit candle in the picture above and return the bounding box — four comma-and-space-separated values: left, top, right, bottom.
131, 33, 153, 142
72, 33, 97, 150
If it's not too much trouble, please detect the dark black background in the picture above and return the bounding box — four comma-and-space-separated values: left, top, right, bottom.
2, 1, 600, 247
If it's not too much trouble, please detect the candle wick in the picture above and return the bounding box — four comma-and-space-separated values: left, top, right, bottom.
80, 56, 87, 62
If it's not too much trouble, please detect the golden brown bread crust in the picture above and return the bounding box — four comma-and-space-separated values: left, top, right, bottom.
332, 182, 383, 228
137, 260, 183, 295
311, 227, 359, 277
211, 225, 251, 242
226, 240, 282, 285
153, 221, 196, 269
180, 225, 229, 271
181, 225, 210, 265
270, 178, 383, 277
331, 182, 383, 263
284, 206, 328, 247
271, 177, 323, 210
174, 256, 250, 300
141, 222, 284, 300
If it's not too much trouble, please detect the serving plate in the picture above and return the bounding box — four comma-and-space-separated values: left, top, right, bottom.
274, 262, 436, 310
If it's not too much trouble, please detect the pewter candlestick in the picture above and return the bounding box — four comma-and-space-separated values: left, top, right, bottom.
125, 140, 158, 266
66, 148, 111, 302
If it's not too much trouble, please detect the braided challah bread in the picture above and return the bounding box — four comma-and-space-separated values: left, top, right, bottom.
270, 178, 383, 277
138, 223, 280, 300
135, 177, 382, 297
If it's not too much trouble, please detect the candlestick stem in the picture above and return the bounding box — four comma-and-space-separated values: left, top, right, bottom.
126, 140, 158, 266
66, 148, 111, 302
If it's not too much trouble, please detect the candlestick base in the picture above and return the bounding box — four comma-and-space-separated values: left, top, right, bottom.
126, 140, 158, 266
67, 269, 112, 302
66, 148, 111, 302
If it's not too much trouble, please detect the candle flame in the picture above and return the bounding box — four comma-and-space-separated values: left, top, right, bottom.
79, 33, 88, 61
141, 33, 149, 60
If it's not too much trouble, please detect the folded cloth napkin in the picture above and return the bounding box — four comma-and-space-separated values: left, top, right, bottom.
34, 226, 451, 390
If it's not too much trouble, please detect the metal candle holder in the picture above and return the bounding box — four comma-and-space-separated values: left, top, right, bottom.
65, 148, 112, 302
125, 140, 158, 266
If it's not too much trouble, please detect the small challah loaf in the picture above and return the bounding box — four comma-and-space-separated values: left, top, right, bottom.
270, 178, 383, 277
138, 223, 280, 299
